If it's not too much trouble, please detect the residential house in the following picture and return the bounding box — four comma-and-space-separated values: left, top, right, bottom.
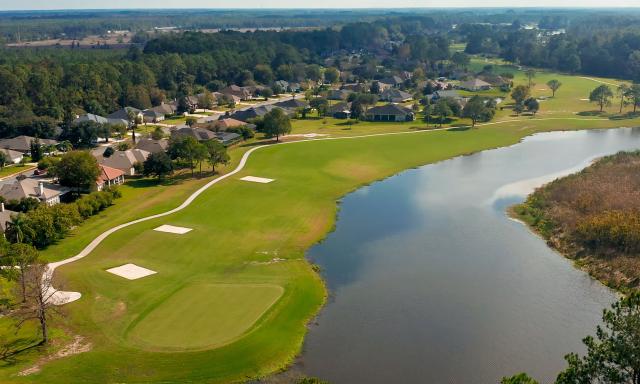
0, 135, 58, 154
341, 83, 368, 93
214, 118, 248, 130
220, 85, 252, 101
229, 105, 280, 122
380, 89, 413, 103
216, 132, 242, 146
0, 178, 69, 206
107, 107, 144, 125
171, 126, 217, 142
459, 78, 492, 91
364, 103, 415, 122
329, 102, 352, 119
96, 165, 125, 191
0, 203, 17, 235
328, 89, 352, 100
142, 109, 165, 123
378, 76, 404, 89
75, 113, 128, 127
135, 138, 169, 154
0, 148, 23, 164
273, 98, 308, 110
98, 149, 150, 176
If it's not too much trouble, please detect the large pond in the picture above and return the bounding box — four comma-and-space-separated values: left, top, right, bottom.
302, 128, 640, 383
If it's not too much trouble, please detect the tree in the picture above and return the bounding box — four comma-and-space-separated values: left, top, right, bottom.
0, 151, 7, 170
261, 88, 273, 100
151, 126, 165, 140
324, 67, 340, 84
451, 52, 470, 70
56, 151, 100, 194
126, 109, 142, 145
29, 138, 43, 162
617, 83, 630, 113
203, 140, 230, 173
6, 213, 35, 245
143, 152, 174, 179
511, 85, 531, 105
433, 99, 453, 127
589, 85, 614, 112
547, 79, 562, 97
461, 96, 488, 127
168, 136, 206, 177
513, 102, 525, 116
197, 91, 214, 110
556, 293, 640, 384
500, 373, 538, 384
10, 262, 58, 344
185, 117, 197, 127
524, 98, 540, 116
525, 69, 536, 88
2, 243, 39, 302
262, 108, 291, 142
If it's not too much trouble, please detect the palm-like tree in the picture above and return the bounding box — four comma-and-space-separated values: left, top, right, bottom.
617, 84, 630, 114
7, 213, 30, 244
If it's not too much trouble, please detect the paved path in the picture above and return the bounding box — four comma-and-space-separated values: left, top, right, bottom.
578, 76, 620, 87
44, 116, 618, 304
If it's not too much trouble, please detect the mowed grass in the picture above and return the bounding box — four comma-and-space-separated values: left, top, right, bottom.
128, 283, 284, 350
2, 70, 640, 383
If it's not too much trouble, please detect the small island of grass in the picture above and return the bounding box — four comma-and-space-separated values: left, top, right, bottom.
512, 151, 640, 292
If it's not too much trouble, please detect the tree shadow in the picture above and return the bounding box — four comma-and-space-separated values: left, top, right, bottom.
577, 110, 606, 117
609, 111, 640, 120
448, 126, 471, 132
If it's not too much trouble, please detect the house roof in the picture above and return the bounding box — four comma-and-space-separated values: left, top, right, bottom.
150, 103, 175, 115
379, 76, 403, 85
215, 132, 242, 145
0, 135, 58, 152
381, 88, 413, 101
75, 114, 128, 127
0, 148, 22, 161
328, 89, 352, 100
0, 206, 17, 232
107, 107, 141, 120
274, 98, 308, 109
171, 127, 217, 141
215, 118, 247, 129
99, 149, 150, 172
460, 78, 492, 89
98, 164, 125, 183
135, 139, 169, 153
366, 103, 413, 116
0, 178, 68, 201
329, 101, 352, 114
230, 105, 278, 122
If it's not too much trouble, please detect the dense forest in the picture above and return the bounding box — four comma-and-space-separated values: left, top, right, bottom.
459, 15, 640, 80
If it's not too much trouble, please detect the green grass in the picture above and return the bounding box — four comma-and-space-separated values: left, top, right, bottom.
128, 283, 284, 350
2, 68, 640, 383
0, 164, 34, 179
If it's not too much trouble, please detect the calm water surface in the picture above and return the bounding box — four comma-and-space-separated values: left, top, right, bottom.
302, 128, 640, 384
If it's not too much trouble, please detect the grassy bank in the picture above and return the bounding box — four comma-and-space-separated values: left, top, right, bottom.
511, 151, 640, 293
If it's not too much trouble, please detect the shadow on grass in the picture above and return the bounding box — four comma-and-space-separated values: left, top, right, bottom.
448, 126, 471, 132
0, 337, 43, 366
609, 111, 640, 120
577, 110, 606, 117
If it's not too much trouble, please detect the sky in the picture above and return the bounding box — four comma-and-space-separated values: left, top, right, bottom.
1, 0, 639, 10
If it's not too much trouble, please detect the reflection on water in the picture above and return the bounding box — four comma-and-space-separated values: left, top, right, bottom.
302, 128, 640, 384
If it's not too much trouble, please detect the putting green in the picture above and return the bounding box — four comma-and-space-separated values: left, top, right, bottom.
127, 283, 284, 350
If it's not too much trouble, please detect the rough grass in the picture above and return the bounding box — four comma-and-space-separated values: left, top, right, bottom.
512, 151, 640, 291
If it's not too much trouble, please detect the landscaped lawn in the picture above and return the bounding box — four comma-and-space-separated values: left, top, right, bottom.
2, 69, 640, 383
0, 164, 34, 179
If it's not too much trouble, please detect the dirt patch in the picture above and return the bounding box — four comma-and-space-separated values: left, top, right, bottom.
18, 335, 92, 376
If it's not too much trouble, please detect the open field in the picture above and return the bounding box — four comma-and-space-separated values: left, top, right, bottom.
1, 67, 640, 383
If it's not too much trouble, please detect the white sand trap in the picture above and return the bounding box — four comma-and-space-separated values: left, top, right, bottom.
154, 224, 193, 234
240, 176, 274, 184
47, 289, 81, 305
579, 98, 589, 101
107, 264, 157, 280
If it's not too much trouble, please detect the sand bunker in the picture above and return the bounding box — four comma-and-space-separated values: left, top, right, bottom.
240, 176, 274, 183
154, 224, 193, 234
107, 264, 157, 280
